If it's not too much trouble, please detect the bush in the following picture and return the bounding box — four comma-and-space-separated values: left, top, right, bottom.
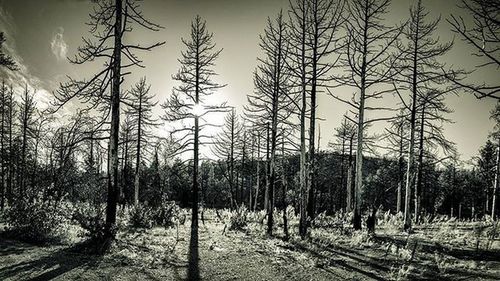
129, 204, 154, 229
152, 201, 179, 227
228, 205, 249, 231
128, 202, 180, 229
72, 202, 109, 243
4, 197, 63, 243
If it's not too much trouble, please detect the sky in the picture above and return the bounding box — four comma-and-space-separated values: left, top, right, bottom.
0, 0, 498, 162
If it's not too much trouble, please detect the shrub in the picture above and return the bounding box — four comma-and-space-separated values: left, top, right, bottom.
4, 197, 63, 243
389, 264, 413, 281
127, 202, 180, 229
151, 201, 179, 227
228, 205, 249, 231
129, 204, 154, 229
72, 202, 109, 243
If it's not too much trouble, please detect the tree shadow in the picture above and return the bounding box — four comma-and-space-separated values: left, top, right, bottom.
0, 240, 33, 256
289, 240, 387, 281
374, 234, 500, 262
187, 218, 200, 281
0, 243, 101, 280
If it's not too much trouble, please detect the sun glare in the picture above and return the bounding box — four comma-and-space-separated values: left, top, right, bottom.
192, 103, 204, 117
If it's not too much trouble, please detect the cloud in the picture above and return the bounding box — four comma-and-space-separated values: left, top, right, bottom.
50, 27, 68, 61
0, 5, 61, 115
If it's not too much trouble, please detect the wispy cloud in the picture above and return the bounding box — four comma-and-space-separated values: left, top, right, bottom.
50, 27, 68, 61
0, 6, 61, 116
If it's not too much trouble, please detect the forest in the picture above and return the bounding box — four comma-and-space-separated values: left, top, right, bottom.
0, 0, 499, 280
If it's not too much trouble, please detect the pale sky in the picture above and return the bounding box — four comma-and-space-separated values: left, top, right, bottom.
0, 0, 497, 162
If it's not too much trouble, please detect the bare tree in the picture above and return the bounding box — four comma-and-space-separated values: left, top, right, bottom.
383, 109, 409, 213
287, 0, 310, 238
448, 0, 500, 99
0, 81, 6, 209
287, 0, 345, 237
53, 0, 164, 245
212, 108, 242, 209
126, 77, 158, 206
162, 15, 226, 226
330, 0, 402, 230
119, 115, 135, 204
305, 0, 345, 224
395, 0, 453, 230
329, 115, 357, 213
413, 88, 455, 221
19, 84, 36, 199
246, 11, 294, 235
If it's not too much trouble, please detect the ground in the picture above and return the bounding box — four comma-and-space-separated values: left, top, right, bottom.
1, 215, 500, 280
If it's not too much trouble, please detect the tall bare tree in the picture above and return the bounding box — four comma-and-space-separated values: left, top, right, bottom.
329, 115, 357, 212
305, 0, 345, 224
126, 77, 158, 206
212, 108, 242, 209
246, 11, 294, 235
19, 85, 36, 199
331, 0, 402, 229
162, 15, 226, 226
53, 0, 164, 245
287, 0, 310, 238
396, 0, 453, 230
383, 110, 409, 213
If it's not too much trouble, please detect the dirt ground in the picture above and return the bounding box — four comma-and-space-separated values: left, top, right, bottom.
1, 220, 500, 280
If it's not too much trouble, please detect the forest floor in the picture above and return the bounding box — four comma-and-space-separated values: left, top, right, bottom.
1, 216, 500, 280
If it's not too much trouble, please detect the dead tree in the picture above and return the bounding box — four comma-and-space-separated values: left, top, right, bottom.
329, 115, 357, 213
126, 77, 158, 206
212, 108, 242, 209
330, 0, 402, 230
287, 0, 310, 239
53, 0, 164, 245
448, 0, 500, 99
119, 115, 134, 204
245, 11, 294, 235
383, 110, 409, 214
19, 84, 36, 200
414, 88, 456, 221
0, 81, 6, 209
162, 15, 227, 226
395, 0, 453, 230
305, 0, 345, 225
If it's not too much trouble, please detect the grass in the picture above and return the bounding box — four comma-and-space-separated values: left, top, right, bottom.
0, 208, 499, 280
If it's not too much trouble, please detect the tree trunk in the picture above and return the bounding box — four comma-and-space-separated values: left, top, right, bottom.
492, 139, 500, 220
7, 87, 12, 205
404, 0, 421, 231
397, 123, 404, 213
254, 131, 261, 211
414, 102, 425, 223
134, 93, 143, 206
346, 135, 354, 212
307, 1, 319, 224
0, 81, 5, 210
241, 133, 247, 205
265, 122, 270, 212
296, 0, 308, 239
20, 85, 29, 200
281, 137, 288, 239
230, 112, 235, 209
338, 138, 346, 213
104, 0, 123, 241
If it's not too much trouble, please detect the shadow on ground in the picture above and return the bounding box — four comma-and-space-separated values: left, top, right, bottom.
0, 239, 101, 280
